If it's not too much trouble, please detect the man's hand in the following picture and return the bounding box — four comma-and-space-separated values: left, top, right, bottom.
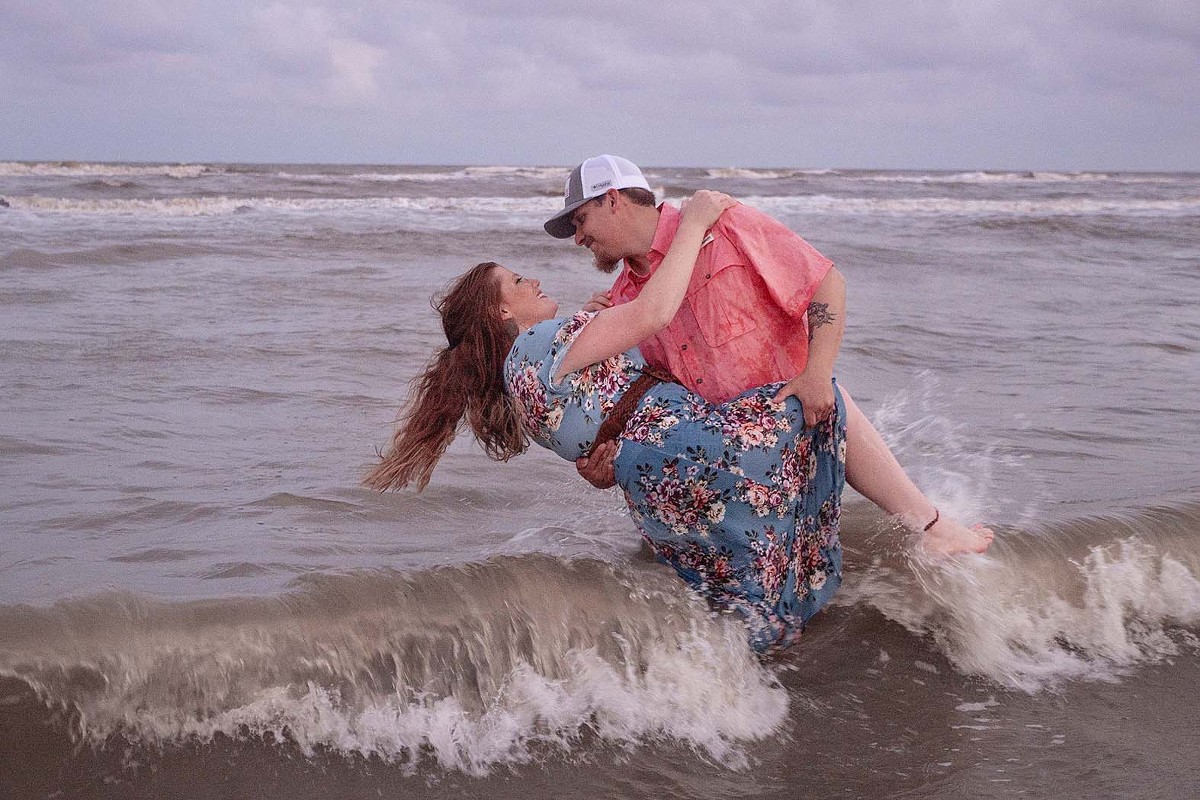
772, 369, 835, 428
582, 291, 613, 313
576, 440, 618, 489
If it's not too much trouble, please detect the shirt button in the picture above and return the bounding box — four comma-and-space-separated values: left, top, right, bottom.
681, 343, 688, 351
705, 273, 711, 279
696, 377, 704, 384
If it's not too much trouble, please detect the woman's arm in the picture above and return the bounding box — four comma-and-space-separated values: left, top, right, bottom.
554, 190, 736, 379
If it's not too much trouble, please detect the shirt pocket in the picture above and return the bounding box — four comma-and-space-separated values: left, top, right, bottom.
686, 263, 759, 347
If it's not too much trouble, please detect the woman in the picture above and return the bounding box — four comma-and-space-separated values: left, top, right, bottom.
366, 191, 991, 653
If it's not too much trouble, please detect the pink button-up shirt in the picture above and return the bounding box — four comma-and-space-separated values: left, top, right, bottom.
609, 202, 833, 404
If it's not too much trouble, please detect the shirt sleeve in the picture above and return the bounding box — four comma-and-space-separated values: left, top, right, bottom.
720, 204, 834, 320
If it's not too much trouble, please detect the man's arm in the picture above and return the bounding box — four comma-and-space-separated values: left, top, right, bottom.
719, 205, 843, 425
771, 266, 846, 426
576, 440, 618, 488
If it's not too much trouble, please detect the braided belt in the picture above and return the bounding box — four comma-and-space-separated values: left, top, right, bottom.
587, 366, 677, 457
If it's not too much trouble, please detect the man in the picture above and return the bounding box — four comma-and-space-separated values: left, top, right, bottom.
544, 154, 844, 476
542, 154, 993, 555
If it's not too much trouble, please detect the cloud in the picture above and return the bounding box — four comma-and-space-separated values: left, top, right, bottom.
243, 3, 385, 104
1, 0, 1197, 168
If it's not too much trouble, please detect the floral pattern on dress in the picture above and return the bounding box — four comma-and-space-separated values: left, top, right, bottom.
507, 360, 562, 440
635, 458, 729, 536
504, 312, 847, 655
504, 311, 640, 459
736, 437, 817, 518
699, 393, 787, 452
622, 396, 681, 447
746, 525, 789, 605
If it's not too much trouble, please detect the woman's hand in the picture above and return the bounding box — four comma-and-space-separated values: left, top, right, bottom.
679, 190, 737, 230
581, 290, 613, 312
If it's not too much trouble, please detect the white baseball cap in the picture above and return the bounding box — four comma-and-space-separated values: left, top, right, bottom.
543, 154, 652, 239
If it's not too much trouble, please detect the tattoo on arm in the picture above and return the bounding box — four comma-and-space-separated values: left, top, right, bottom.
807, 302, 836, 342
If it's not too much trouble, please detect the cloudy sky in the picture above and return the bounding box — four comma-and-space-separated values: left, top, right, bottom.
2, 1, 1197, 170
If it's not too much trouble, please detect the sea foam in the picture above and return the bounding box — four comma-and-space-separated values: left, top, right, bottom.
0, 556, 787, 775
843, 520, 1200, 692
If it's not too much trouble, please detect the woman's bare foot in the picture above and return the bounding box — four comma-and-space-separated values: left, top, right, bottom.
920, 516, 994, 556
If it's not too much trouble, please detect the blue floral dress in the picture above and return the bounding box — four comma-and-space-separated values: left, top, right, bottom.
504, 312, 846, 653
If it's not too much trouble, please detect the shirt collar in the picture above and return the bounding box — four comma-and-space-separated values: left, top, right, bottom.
621, 201, 679, 288
648, 201, 681, 262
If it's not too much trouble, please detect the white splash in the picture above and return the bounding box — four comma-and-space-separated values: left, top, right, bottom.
870, 536, 1200, 692
85, 623, 785, 776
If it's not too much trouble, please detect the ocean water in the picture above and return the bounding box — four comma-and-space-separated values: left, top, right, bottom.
1, 162, 1199, 799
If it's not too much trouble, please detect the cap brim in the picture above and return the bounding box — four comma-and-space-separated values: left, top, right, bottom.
543, 198, 589, 239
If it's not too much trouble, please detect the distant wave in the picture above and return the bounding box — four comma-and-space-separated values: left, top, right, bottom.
271, 165, 569, 184
703, 168, 837, 180
0, 161, 216, 179
692, 168, 1183, 185
742, 194, 1200, 218
5, 192, 1199, 220
4, 162, 1187, 188
461, 165, 569, 181
0, 194, 560, 217
847, 170, 1187, 185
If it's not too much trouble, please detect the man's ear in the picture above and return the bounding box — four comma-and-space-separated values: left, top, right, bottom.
605, 188, 621, 209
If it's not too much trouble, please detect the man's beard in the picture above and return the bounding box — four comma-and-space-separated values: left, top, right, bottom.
593, 252, 621, 274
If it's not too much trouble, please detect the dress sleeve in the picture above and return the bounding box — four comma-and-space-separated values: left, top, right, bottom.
720, 204, 834, 320
505, 314, 596, 446
541, 310, 598, 392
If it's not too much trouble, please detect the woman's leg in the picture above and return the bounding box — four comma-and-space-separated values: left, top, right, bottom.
840, 387, 993, 555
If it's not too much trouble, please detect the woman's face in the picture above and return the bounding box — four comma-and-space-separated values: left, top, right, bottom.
494, 266, 558, 329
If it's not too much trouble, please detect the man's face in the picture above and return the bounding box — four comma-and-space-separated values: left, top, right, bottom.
570, 193, 624, 274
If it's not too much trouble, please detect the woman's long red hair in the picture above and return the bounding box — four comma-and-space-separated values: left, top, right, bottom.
364, 262, 527, 491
